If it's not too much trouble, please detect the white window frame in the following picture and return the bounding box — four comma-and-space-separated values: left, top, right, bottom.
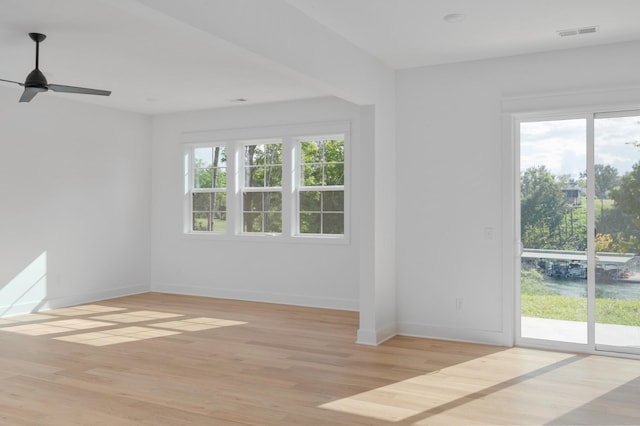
184, 142, 230, 234
240, 139, 284, 236
295, 135, 346, 237
182, 122, 350, 244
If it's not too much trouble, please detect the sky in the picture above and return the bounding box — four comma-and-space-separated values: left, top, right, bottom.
520, 116, 639, 179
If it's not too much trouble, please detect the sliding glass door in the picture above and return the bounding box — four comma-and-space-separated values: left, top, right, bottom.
518, 111, 640, 355
519, 118, 588, 346
594, 113, 640, 354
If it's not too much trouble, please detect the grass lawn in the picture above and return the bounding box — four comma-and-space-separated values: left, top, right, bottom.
194, 218, 226, 232
522, 294, 640, 326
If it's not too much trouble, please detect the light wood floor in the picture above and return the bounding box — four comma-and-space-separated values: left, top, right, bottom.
1, 293, 639, 425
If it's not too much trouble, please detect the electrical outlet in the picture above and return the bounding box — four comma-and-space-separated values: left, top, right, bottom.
484, 227, 493, 240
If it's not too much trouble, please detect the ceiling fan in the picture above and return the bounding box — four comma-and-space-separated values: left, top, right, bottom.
0, 33, 111, 103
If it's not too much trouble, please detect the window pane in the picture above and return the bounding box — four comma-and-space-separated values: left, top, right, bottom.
213, 193, 226, 212
193, 212, 210, 231
245, 165, 265, 187
264, 144, 283, 165
245, 143, 282, 165
301, 141, 322, 162
194, 146, 226, 189
266, 165, 282, 187
323, 191, 344, 212
520, 119, 587, 344
212, 212, 226, 232
194, 147, 212, 168
194, 168, 212, 188
212, 146, 226, 167
243, 212, 262, 232
300, 212, 321, 234
324, 140, 344, 162
245, 145, 263, 165
243, 192, 263, 212
323, 213, 344, 234
300, 138, 344, 187
192, 193, 211, 211
265, 213, 282, 233
264, 192, 282, 212
594, 115, 640, 350
212, 167, 226, 188
300, 191, 321, 211
301, 164, 322, 186
325, 163, 344, 186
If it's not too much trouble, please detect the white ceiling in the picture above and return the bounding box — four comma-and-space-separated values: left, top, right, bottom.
286, 0, 640, 69
1, 0, 640, 115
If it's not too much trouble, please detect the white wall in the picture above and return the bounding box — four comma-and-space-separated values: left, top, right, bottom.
140, 0, 397, 346
0, 89, 151, 316
150, 97, 364, 310
396, 41, 640, 345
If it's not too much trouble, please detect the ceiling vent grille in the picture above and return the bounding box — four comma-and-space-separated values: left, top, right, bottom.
558, 26, 598, 37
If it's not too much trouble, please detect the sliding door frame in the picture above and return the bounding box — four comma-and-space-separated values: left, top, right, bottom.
503, 95, 640, 359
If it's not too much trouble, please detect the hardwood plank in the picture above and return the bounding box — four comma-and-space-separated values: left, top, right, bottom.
0, 293, 638, 425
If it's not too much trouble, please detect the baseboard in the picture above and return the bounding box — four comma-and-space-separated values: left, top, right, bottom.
357, 322, 397, 346
0, 284, 149, 318
398, 321, 512, 347
151, 282, 359, 311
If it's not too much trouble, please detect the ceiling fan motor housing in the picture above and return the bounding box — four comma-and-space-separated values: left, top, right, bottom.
24, 68, 48, 90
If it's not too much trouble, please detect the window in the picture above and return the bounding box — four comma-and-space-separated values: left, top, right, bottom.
183, 125, 348, 241
298, 138, 345, 235
190, 145, 227, 232
242, 142, 283, 233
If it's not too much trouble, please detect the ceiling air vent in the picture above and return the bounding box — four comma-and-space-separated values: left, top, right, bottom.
558, 25, 598, 37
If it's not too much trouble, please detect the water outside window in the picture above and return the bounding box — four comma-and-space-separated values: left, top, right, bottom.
520, 118, 588, 344
519, 114, 640, 353
594, 114, 640, 351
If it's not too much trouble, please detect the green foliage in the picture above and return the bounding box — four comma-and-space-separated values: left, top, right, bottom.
598, 203, 636, 236
558, 203, 587, 251
521, 166, 568, 249
521, 162, 639, 253
298, 139, 345, 235
611, 234, 640, 254
192, 192, 227, 232
300, 139, 344, 186
194, 146, 227, 189
521, 269, 556, 296
594, 164, 619, 200
595, 233, 613, 252
245, 143, 283, 187
610, 162, 640, 230
242, 191, 282, 233
298, 190, 344, 234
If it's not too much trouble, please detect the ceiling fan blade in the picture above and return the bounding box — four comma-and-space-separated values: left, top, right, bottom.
0, 78, 23, 86
19, 87, 47, 103
48, 84, 111, 96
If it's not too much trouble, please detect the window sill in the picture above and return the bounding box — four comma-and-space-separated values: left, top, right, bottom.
182, 232, 349, 245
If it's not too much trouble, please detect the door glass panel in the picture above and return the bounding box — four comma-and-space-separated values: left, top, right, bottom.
594, 114, 640, 351
520, 119, 588, 344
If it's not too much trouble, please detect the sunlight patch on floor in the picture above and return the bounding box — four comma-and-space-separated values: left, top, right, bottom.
90, 310, 183, 323
54, 326, 181, 346
47, 305, 126, 316
149, 317, 247, 331
320, 348, 628, 425
0, 303, 248, 346
1, 319, 115, 336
